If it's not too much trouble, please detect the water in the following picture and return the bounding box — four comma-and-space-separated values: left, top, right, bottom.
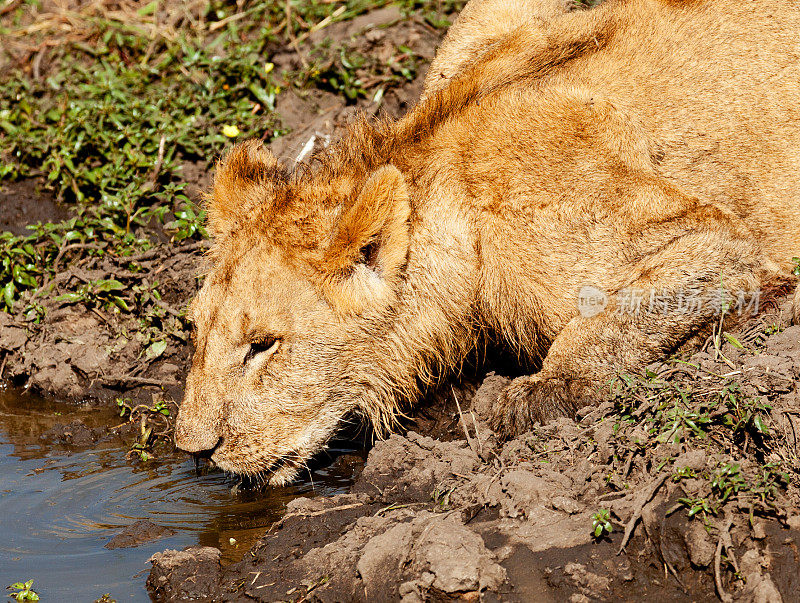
0, 388, 364, 601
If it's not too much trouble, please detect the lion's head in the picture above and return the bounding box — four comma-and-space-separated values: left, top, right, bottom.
174, 140, 413, 485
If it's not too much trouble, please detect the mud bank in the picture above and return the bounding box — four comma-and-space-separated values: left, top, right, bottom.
148, 295, 800, 602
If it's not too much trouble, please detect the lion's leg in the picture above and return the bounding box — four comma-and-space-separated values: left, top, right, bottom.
490, 208, 767, 438
422, 0, 572, 99
793, 284, 800, 325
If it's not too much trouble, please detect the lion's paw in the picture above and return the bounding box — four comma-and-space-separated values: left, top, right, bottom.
489, 374, 596, 440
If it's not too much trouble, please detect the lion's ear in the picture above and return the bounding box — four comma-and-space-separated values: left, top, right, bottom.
319, 165, 411, 313
207, 140, 281, 239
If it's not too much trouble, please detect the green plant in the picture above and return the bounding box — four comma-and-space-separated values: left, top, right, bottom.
673, 466, 696, 481
677, 496, 717, 519
300, 39, 423, 103
431, 485, 456, 509
6, 580, 39, 602
718, 384, 771, 438
675, 460, 789, 521
117, 397, 174, 461
591, 509, 613, 538
610, 372, 791, 523
792, 257, 800, 276
651, 386, 712, 443
164, 200, 208, 242
117, 397, 171, 419
749, 463, 790, 506
711, 463, 746, 504
55, 278, 130, 312
0, 232, 38, 311
0, 8, 285, 313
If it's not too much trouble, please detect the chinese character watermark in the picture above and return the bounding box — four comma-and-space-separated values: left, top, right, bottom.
577, 285, 761, 317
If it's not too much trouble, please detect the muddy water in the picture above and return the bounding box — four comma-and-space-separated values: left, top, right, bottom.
0, 387, 364, 601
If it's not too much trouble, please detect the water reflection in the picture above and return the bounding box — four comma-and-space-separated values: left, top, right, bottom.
0, 387, 364, 601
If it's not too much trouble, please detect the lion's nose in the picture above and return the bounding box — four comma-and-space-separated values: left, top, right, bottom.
174, 414, 222, 454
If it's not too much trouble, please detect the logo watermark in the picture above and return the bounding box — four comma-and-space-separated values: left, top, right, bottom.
578, 286, 609, 318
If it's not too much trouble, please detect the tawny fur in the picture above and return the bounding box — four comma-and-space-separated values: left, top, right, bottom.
421, 0, 573, 100
175, 0, 800, 485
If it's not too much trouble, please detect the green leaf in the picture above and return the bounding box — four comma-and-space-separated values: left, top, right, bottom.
723, 333, 745, 350
247, 83, 275, 109
111, 296, 131, 312
3, 281, 15, 309
146, 339, 167, 360
95, 279, 125, 293
137, 0, 158, 16
753, 415, 769, 435
55, 292, 84, 303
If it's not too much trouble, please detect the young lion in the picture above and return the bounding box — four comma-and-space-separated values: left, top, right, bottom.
175, 0, 800, 485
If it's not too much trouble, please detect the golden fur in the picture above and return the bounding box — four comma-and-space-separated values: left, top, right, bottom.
175, 0, 800, 485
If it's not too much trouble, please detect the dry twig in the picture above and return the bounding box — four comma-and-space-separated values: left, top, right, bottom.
617, 472, 670, 554
714, 518, 735, 603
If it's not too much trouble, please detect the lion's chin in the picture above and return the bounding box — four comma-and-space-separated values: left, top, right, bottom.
211, 452, 303, 488
265, 463, 303, 486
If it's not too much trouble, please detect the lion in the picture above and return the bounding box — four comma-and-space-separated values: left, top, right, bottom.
175, 0, 800, 485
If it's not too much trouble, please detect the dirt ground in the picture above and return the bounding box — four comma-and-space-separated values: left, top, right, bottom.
2, 2, 799, 601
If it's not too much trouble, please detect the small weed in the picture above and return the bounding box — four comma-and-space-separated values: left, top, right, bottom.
6, 580, 39, 602
749, 463, 791, 506
675, 459, 790, 520
431, 485, 456, 509
163, 201, 208, 243
117, 397, 175, 461
651, 386, 712, 444
0, 232, 38, 311
300, 43, 422, 103
611, 372, 790, 522
56, 278, 131, 313
677, 496, 717, 519
672, 466, 696, 481
792, 257, 800, 276
591, 509, 613, 538
718, 384, 771, 438
0, 5, 283, 312
711, 463, 746, 504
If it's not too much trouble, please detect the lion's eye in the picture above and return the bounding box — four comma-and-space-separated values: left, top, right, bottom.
244, 338, 280, 365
